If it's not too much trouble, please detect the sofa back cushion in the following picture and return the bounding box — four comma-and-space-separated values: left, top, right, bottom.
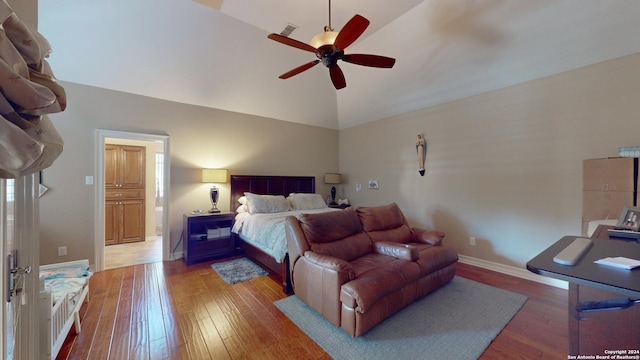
298, 209, 372, 261
357, 203, 405, 231
357, 203, 412, 243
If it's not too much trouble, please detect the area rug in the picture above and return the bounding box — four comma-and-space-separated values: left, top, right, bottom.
274, 276, 527, 360
211, 258, 268, 284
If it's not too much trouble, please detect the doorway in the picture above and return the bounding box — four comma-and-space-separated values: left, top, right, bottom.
95, 130, 170, 272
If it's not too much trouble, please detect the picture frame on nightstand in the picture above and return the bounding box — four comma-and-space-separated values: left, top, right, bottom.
615, 205, 640, 231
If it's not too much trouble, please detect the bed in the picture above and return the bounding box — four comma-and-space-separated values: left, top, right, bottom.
230, 175, 338, 293
39, 259, 92, 360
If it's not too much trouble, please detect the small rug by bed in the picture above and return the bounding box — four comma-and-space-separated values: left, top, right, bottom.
211, 258, 268, 284
274, 276, 527, 360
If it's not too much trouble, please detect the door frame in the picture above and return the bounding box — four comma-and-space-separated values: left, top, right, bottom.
95, 130, 171, 272
1, 175, 39, 359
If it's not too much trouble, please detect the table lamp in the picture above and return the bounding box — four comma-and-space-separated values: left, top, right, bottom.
324, 173, 342, 205
202, 169, 228, 213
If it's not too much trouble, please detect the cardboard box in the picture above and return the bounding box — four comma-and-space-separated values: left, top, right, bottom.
582, 191, 634, 221
583, 158, 637, 191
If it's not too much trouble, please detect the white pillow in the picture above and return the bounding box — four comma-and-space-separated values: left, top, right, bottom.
288, 193, 328, 210
238, 195, 247, 205
244, 192, 291, 214
236, 204, 248, 213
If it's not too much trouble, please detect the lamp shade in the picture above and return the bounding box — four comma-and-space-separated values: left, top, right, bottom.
202, 169, 228, 183
324, 173, 342, 184
310, 30, 338, 49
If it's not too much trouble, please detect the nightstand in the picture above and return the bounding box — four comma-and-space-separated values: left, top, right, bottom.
328, 204, 351, 209
183, 212, 235, 265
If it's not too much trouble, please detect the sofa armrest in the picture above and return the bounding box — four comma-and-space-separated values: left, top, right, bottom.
373, 241, 418, 261
411, 228, 445, 246
294, 252, 355, 326
304, 252, 354, 274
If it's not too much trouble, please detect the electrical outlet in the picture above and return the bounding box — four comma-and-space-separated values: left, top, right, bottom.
58, 246, 67, 256
469, 237, 476, 246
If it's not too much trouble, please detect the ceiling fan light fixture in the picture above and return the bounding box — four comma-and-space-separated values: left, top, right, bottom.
310, 30, 338, 48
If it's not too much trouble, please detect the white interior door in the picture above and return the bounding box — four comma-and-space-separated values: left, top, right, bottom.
1, 175, 40, 360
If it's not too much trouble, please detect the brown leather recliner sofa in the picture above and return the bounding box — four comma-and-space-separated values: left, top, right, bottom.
285, 202, 458, 337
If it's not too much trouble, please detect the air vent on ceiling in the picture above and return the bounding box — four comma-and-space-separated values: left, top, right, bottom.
280, 23, 298, 37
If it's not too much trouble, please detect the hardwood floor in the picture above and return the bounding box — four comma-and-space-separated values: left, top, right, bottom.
55, 259, 568, 360
104, 236, 163, 270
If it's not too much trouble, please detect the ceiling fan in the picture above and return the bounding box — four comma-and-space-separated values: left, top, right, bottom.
267, 1, 396, 90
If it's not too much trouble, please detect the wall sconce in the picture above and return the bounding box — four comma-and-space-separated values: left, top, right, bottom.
324, 173, 342, 205
416, 134, 426, 176
202, 169, 228, 213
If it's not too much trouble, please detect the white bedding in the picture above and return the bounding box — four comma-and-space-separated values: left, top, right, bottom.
233, 208, 338, 263
41, 263, 92, 306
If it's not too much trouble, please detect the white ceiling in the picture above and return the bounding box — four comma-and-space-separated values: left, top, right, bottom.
38, 0, 640, 130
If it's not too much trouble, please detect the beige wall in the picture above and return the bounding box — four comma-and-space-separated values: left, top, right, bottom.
340, 52, 640, 268
38, 48, 640, 270
40, 82, 338, 265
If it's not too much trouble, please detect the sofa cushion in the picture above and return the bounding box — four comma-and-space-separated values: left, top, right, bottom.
357, 203, 405, 232
309, 232, 373, 262
299, 210, 372, 261
349, 252, 397, 278
299, 209, 361, 243
340, 259, 420, 312
367, 225, 412, 244
414, 245, 459, 276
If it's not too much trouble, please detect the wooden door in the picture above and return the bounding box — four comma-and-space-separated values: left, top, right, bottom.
120, 199, 145, 243
104, 201, 117, 246
104, 144, 146, 245
120, 146, 145, 188
104, 144, 118, 188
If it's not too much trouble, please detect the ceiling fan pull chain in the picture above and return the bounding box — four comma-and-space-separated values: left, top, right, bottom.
328, 0, 332, 31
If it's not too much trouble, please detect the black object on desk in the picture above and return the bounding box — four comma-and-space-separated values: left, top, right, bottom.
607, 228, 640, 240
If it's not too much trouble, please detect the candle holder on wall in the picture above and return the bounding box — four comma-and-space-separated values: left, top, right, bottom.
416, 134, 426, 176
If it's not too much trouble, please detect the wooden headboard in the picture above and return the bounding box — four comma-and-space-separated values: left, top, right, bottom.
230, 175, 316, 211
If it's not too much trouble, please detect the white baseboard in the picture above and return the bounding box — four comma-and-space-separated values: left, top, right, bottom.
458, 255, 568, 290
170, 251, 183, 261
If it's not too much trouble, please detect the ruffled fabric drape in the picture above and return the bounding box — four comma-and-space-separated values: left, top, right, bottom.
0, 0, 66, 179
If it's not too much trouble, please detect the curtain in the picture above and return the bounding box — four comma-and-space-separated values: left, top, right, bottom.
0, 0, 66, 178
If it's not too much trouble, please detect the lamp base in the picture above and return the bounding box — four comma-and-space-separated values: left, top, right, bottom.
209, 187, 220, 213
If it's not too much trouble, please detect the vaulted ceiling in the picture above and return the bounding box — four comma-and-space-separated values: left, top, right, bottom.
38, 0, 640, 130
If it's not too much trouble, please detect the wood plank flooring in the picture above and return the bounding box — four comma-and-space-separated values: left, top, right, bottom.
104, 236, 163, 270
55, 259, 568, 360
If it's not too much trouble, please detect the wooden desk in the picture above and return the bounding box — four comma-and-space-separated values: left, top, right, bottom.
527, 230, 640, 356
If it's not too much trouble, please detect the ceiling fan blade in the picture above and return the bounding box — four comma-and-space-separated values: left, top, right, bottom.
329, 65, 346, 90
279, 60, 321, 79
342, 54, 396, 68
267, 33, 317, 53
334, 14, 370, 50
